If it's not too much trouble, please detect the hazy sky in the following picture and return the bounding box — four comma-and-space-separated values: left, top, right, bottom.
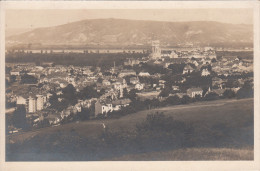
6, 9, 253, 29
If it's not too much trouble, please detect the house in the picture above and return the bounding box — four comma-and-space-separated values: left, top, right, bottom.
95, 100, 113, 116
46, 114, 61, 125
231, 87, 241, 93
202, 58, 212, 65
222, 56, 240, 62
135, 83, 144, 90
112, 98, 131, 111
124, 59, 140, 66
164, 62, 171, 68
172, 58, 188, 64
118, 70, 136, 77
113, 80, 127, 91
16, 95, 28, 105
192, 60, 199, 67
36, 95, 44, 111
130, 77, 139, 85
66, 106, 78, 115
172, 86, 180, 91
175, 93, 187, 98
211, 89, 226, 96
183, 65, 194, 74
102, 79, 111, 86
10, 71, 20, 76
56, 91, 63, 95
61, 110, 71, 119
75, 105, 82, 112
28, 96, 37, 113
201, 68, 211, 76
159, 80, 166, 89
187, 88, 203, 98
27, 72, 36, 76
116, 78, 127, 87
212, 77, 224, 89
170, 51, 179, 58
136, 91, 160, 101
138, 72, 150, 77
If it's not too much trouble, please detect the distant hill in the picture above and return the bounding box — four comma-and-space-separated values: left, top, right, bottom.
6, 18, 253, 48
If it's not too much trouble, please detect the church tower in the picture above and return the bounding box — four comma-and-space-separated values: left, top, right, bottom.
151, 40, 161, 59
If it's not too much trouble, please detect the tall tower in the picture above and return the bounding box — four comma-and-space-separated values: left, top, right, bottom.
151, 40, 161, 59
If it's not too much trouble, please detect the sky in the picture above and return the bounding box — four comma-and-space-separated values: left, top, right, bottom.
6, 9, 253, 29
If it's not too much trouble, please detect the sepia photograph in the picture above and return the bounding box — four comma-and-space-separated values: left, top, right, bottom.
1, 1, 260, 170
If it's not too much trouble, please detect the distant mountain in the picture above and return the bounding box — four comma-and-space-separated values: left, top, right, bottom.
6, 18, 253, 48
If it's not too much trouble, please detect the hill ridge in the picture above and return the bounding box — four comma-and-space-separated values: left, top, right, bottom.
6, 18, 253, 47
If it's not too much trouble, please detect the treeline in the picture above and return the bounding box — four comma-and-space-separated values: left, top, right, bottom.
6, 52, 148, 68
216, 51, 253, 60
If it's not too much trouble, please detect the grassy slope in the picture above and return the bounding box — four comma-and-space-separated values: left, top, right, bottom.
6, 98, 254, 160
110, 148, 253, 161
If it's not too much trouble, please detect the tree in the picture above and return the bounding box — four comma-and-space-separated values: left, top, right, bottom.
38, 83, 43, 88
127, 89, 137, 101
49, 93, 66, 111
226, 78, 240, 88
181, 95, 192, 104
97, 77, 103, 83
159, 87, 171, 97
166, 95, 181, 105
12, 105, 27, 129
70, 69, 74, 75
223, 89, 236, 99
236, 81, 253, 99
194, 94, 202, 101
79, 85, 99, 99
38, 118, 50, 128
49, 93, 58, 106
136, 112, 191, 149
10, 75, 16, 83
123, 88, 128, 98
21, 74, 38, 84
6, 66, 12, 74
211, 58, 217, 63
62, 84, 77, 105
204, 92, 219, 101
90, 66, 95, 72
76, 108, 93, 121
168, 63, 186, 74
103, 72, 112, 76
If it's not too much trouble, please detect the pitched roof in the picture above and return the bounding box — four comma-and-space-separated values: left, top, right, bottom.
184, 65, 194, 70
130, 77, 139, 81
171, 58, 189, 63
212, 89, 226, 95
112, 98, 131, 105
187, 88, 203, 92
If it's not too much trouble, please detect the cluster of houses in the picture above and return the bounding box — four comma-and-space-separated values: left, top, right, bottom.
6, 43, 253, 128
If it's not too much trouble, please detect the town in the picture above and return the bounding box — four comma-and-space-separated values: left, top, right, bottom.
5, 41, 254, 133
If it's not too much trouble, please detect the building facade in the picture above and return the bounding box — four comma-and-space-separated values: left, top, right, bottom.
28, 97, 36, 113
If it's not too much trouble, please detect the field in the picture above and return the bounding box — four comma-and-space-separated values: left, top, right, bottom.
110, 148, 253, 161
6, 98, 254, 161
